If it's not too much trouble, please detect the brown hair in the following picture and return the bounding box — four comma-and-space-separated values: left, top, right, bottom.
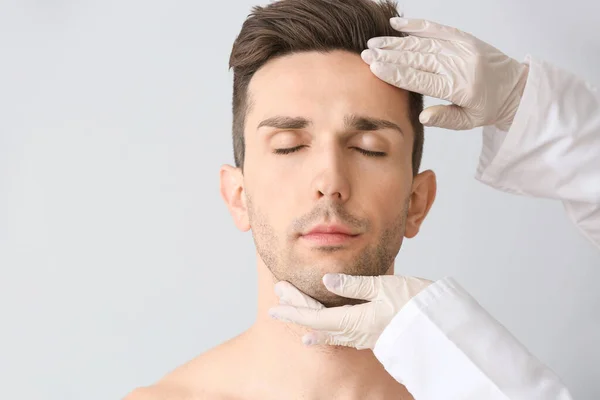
229, 0, 424, 175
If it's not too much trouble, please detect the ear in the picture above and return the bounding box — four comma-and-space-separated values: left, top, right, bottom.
219, 164, 250, 232
404, 169, 437, 239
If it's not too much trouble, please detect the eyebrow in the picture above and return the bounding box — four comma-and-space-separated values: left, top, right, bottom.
256, 114, 404, 136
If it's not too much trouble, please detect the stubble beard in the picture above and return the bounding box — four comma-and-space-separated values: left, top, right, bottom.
247, 193, 410, 307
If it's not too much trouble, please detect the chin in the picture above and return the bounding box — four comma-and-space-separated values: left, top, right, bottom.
292, 266, 369, 308
317, 291, 368, 308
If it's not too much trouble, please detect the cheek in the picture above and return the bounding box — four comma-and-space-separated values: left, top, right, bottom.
358, 167, 411, 215
246, 169, 302, 232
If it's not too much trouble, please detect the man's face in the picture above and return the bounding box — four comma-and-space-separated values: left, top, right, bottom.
239, 50, 420, 307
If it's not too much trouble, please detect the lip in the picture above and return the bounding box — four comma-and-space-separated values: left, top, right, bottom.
304, 223, 357, 236
300, 223, 361, 246
300, 232, 359, 246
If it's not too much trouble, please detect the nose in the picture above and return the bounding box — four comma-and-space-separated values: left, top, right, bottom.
310, 146, 351, 203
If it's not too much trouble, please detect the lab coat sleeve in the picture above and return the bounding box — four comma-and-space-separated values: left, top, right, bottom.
372, 57, 596, 398
475, 55, 600, 249
373, 277, 574, 399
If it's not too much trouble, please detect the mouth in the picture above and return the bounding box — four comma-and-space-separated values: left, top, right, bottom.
300, 231, 361, 246
300, 222, 362, 246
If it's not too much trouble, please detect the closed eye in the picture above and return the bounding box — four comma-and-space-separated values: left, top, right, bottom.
353, 148, 387, 157
273, 146, 386, 157
273, 145, 306, 155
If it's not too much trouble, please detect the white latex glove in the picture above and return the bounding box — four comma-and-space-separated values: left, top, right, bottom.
361, 17, 530, 131
269, 273, 432, 350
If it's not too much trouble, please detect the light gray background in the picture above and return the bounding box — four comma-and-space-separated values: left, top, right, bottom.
1, 0, 599, 399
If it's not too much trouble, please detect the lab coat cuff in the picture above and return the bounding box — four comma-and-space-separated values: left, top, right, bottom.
373, 276, 465, 370
475, 54, 540, 195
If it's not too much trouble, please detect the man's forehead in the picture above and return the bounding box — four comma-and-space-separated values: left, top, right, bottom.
246, 51, 410, 128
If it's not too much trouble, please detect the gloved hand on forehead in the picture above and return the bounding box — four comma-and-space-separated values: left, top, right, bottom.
269, 274, 432, 350
361, 17, 530, 131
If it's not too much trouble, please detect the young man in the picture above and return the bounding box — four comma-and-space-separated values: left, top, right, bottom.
128, 1, 432, 398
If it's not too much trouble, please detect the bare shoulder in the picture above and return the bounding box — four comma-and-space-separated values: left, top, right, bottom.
122, 383, 235, 400
122, 383, 195, 400
124, 335, 248, 400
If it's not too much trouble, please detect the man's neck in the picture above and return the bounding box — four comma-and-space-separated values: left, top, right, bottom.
238, 255, 411, 399
241, 322, 407, 399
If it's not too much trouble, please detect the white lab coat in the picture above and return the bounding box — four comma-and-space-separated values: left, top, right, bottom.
373, 55, 600, 399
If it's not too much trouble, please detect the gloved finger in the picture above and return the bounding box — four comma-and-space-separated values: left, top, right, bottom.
302, 331, 352, 347
268, 304, 352, 331
274, 281, 324, 310
420, 104, 473, 130
370, 62, 452, 100
323, 273, 382, 301
368, 35, 448, 54
390, 17, 472, 43
362, 49, 448, 75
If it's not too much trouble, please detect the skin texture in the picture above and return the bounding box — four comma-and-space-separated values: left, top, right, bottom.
124, 50, 436, 400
